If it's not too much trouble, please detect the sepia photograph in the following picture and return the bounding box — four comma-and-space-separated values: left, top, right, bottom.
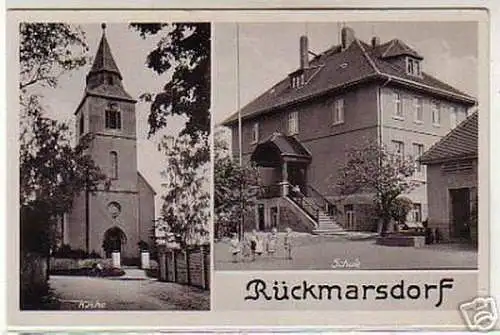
213, 21, 479, 271
19, 22, 211, 310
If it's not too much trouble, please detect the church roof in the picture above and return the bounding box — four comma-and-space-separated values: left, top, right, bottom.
89, 24, 123, 79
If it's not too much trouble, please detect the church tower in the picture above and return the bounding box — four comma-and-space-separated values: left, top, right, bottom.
66, 24, 155, 260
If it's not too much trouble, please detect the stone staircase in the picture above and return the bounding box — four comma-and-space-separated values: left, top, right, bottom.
312, 210, 346, 236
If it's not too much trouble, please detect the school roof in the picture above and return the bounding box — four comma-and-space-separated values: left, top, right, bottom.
222, 30, 476, 126
419, 112, 478, 164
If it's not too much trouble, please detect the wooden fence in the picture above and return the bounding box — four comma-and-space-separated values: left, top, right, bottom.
157, 244, 210, 290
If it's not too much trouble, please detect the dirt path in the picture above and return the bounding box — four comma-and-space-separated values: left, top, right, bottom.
50, 269, 209, 310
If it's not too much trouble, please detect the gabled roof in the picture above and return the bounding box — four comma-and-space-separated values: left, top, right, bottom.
222, 31, 476, 126
378, 39, 423, 60
419, 112, 478, 164
89, 26, 123, 79
251, 132, 311, 165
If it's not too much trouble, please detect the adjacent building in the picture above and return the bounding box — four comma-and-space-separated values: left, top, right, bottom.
420, 112, 478, 244
61, 24, 156, 259
222, 26, 476, 233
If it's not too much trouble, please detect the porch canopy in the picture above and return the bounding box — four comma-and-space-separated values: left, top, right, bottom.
250, 132, 311, 167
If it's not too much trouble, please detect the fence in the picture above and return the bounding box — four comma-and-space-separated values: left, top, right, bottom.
157, 244, 210, 290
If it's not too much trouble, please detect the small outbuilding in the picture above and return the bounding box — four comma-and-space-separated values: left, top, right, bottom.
419, 112, 478, 244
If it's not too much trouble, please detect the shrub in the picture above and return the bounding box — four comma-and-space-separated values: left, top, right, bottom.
49, 258, 79, 271
390, 196, 414, 228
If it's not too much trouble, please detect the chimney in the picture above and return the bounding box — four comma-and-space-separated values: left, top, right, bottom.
341, 27, 356, 50
371, 36, 380, 47
300, 35, 309, 69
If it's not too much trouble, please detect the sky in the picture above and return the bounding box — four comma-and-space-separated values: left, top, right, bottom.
212, 21, 478, 125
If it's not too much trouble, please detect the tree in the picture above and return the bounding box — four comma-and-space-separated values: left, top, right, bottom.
19, 23, 108, 309
130, 23, 210, 153
390, 196, 414, 231
214, 130, 260, 239
20, 24, 107, 254
156, 134, 210, 246
336, 142, 418, 236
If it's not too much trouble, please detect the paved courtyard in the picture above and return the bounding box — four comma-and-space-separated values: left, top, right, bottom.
215, 233, 477, 271
49, 269, 210, 310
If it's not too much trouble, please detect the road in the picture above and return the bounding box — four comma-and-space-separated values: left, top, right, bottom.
215, 234, 478, 271
50, 269, 210, 310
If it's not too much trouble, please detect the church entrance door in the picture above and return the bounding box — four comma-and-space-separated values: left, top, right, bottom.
102, 227, 127, 258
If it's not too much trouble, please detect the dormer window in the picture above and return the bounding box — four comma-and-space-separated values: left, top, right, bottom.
406, 57, 421, 76
290, 72, 305, 89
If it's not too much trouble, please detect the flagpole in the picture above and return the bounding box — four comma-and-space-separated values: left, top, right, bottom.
236, 23, 244, 241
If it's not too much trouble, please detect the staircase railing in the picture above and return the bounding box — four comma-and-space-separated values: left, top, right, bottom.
287, 192, 320, 223
305, 184, 338, 217
258, 184, 282, 199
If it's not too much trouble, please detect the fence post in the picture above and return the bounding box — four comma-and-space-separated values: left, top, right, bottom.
185, 248, 191, 285
172, 250, 177, 283
200, 244, 206, 290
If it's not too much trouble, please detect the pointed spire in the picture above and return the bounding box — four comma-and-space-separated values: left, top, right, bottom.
88, 23, 122, 80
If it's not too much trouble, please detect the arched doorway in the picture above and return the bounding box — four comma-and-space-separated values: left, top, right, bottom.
102, 227, 127, 258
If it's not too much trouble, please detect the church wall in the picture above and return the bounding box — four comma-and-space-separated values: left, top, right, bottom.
67, 192, 87, 250
89, 191, 139, 259
137, 174, 156, 248
90, 135, 138, 192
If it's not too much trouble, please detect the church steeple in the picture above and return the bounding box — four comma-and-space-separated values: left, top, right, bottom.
86, 23, 123, 88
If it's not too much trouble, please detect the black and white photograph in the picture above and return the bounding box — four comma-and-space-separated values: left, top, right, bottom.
213, 21, 479, 271
19, 22, 211, 310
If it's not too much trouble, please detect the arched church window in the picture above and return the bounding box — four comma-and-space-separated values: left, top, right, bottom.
105, 103, 121, 130
110, 151, 118, 179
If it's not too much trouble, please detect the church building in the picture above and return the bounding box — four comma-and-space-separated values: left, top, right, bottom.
62, 24, 156, 259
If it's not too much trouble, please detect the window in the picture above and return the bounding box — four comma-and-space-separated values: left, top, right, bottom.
251, 122, 259, 143
431, 102, 440, 125
79, 114, 84, 135
107, 75, 114, 85
413, 143, 424, 173
394, 92, 403, 118
110, 151, 118, 179
406, 57, 421, 76
414, 98, 423, 123
344, 204, 355, 230
105, 103, 121, 130
288, 111, 299, 135
412, 203, 422, 222
392, 140, 404, 158
333, 98, 344, 124
407, 58, 414, 75
450, 106, 458, 128
290, 73, 305, 88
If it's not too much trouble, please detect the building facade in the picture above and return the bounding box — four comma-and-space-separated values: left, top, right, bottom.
420, 112, 478, 243
63, 25, 156, 259
223, 27, 476, 233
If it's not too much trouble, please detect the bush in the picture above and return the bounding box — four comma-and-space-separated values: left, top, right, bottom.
49, 258, 79, 271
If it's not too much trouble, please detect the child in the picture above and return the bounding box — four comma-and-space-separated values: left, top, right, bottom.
229, 233, 241, 263
255, 232, 264, 260
284, 227, 293, 260
267, 228, 278, 258
249, 229, 258, 261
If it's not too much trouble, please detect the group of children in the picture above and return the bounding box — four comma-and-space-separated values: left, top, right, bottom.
229, 227, 293, 263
